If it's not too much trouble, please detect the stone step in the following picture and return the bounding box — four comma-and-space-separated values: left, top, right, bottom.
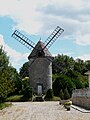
32, 96, 44, 102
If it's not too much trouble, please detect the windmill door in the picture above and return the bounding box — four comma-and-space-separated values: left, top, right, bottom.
37, 84, 42, 95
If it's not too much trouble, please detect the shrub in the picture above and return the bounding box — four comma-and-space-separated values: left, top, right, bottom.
64, 101, 72, 111
22, 87, 33, 101
64, 88, 70, 100
64, 101, 72, 106
59, 89, 64, 100
44, 89, 53, 101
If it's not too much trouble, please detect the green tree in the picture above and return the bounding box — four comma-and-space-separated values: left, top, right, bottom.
64, 88, 70, 100
0, 69, 15, 101
74, 59, 87, 75
52, 54, 74, 74
21, 77, 32, 100
44, 89, 53, 100
53, 74, 75, 97
0, 46, 9, 68
59, 89, 64, 100
0, 47, 15, 102
7, 66, 22, 96
19, 62, 29, 78
85, 60, 90, 71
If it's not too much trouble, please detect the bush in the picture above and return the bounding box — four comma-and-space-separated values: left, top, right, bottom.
64, 101, 72, 106
64, 101, 72, 111
64, 88, 70, 100
21, 78, 33, 101
59, 89, 64, 100
53, 74, 75, 97
22, 87, 33, 101
44, 89, 53, 101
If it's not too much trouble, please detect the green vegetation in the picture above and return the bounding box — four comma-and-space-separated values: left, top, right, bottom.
44, 89, 60, 101
44, 89, 53, 101
0, 46, 32, 105
0, 46, 16, 102
0, 102, 12, 110
51, 96, 60, 101
59, 89, 64, 100
64, 101, 72, 106
52, 54, 88, 99
44, 96, 60, 101
19, 62, 29, 78
21, 77, 33, 101
20, 54, 89, 100
64, 101, 72, 111
0, 46, 90, 106
63, 88, 70, 100
5, 95, 23, 102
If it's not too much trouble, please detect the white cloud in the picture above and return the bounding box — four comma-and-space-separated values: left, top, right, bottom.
76, 54, 90, 61
0, 0, 44, 34
0, 0, 90, 37
75, 33, 90, 46
0, 0, 90, 67
0, 34, 29, 71
0, 35, 4, 45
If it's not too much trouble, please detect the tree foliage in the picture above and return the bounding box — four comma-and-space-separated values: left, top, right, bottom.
44, 89, 53, 100
0, 47, 16, 101
19, 62, 29, 78
7, 66, 22, 96
53, 74, 75, 97
52, 54, 89, 98
64, 88, 70, 100
59, 89, 64, 100
21, 77, 32, 100
52, 54, 75, 74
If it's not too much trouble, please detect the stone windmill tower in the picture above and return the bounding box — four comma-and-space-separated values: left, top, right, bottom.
28, 41, 53, 95
11, 26, 64, 95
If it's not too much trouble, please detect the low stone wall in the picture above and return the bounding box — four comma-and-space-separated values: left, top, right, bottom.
72, 88, 90, 110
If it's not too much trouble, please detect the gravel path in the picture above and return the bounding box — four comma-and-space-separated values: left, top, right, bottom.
0, 102, 90, 120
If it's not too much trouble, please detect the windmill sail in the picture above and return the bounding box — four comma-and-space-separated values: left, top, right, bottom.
11, 30, 35, 50
43, 26, 64, 50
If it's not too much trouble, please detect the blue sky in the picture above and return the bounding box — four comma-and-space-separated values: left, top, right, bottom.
0, 0, 90, 72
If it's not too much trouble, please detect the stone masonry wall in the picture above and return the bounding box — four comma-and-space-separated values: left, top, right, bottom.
29, 57, 52, 94
72, 88, 90, 110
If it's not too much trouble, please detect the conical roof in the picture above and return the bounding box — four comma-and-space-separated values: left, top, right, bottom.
28, 41, 52, 59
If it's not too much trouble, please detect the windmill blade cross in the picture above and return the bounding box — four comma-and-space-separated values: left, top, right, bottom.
43, 26, 64, 50
11, 30, 35, 50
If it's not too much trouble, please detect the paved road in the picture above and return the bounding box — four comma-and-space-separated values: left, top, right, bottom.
0, 102, 90, 120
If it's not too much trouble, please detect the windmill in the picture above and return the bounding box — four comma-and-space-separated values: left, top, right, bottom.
11, 26, 64, 95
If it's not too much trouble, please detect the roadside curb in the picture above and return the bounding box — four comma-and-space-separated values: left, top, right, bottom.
71, 105, 90, 113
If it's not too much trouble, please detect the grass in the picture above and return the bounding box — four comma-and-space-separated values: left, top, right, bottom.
52, 96, 60, 101
5, 95, 23, 102
0, 102, 12, 110
5, 95, 60, 102
44, 96, 60, 101
5, 95, 32, 102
